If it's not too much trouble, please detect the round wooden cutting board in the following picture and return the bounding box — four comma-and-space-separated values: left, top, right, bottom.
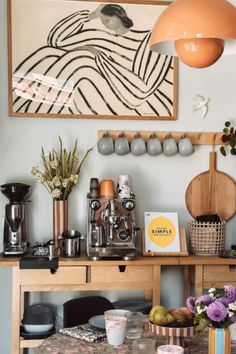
185, 151, 236, 221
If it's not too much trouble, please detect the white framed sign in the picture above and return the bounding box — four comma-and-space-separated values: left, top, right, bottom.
144, 212, 180, 254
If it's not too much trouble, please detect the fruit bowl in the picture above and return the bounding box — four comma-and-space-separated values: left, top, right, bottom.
149, 321, 196, 347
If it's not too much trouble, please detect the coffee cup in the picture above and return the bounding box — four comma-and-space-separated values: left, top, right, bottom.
97, 134, 114, 155
100, 179, 115, 199
147, 135, 162, 156
118, 175, 131, 188
130, 134, 146, 156
90, 178, 99, 189
163, 136, 178, 156
114, 134, 130, 155
178, 136, 194, 156
105, 315, 127, 346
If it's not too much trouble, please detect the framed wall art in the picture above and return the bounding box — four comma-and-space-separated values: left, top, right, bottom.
8, 0, 178, 120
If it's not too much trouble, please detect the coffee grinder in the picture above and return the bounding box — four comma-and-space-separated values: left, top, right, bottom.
1, 183, 31, 256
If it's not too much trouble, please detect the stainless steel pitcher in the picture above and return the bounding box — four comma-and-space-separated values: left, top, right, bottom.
59, 230, 83, 257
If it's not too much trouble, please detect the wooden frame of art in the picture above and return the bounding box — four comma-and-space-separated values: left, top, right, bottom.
8, 0, 178, 120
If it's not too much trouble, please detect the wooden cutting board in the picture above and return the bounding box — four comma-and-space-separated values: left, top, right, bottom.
185, 151, 236, 221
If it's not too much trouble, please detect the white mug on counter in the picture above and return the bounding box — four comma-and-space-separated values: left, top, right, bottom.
105, 311, 128, 346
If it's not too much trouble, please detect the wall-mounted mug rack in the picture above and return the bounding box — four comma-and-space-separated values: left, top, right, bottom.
97, 130, 223, 145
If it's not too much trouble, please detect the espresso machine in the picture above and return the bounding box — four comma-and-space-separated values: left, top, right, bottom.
1, 183, 31, 256
87, 177, 139, 260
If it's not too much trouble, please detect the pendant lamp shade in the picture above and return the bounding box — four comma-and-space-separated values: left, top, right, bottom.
150, 0, 236, 68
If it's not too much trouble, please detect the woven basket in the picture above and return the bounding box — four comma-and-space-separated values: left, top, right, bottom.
189, 220, 226, 256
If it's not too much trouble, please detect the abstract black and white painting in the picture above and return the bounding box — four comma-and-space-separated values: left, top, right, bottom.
9, 0, 178, 120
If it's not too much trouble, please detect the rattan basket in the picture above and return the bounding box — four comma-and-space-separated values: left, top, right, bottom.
188, 220, 226, 256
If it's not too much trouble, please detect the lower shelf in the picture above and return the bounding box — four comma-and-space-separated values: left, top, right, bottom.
20, 338, 44, 348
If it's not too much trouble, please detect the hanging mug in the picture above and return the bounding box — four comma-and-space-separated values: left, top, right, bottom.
114, 133, 130, 155
178, 135, 194, 156
130, 133, 146, 156
163, 135, 178, 156
97, 133, 114, 155
147, 134, 162, 156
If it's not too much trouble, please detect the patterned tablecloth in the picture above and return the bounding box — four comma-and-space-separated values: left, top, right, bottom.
34, 331, 236, 354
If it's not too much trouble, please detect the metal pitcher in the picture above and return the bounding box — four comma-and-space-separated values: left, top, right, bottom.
58, 230, 83, 257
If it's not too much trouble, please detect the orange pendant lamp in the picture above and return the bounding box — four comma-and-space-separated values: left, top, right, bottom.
150, 0, 236, 68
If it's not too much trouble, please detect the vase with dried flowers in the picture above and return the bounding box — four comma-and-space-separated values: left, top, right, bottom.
186, 285, 236, 354
31, 137, 92, 250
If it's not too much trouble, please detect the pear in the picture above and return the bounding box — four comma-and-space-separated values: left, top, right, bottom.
153, 311, 169, 326
149, 305, 167, 323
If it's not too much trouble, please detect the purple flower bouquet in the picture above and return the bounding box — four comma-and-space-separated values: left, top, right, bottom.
186, 285, 236, 331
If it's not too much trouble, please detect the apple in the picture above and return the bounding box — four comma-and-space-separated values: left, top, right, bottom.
167, 308, 176, 316
178, 307, 193, 321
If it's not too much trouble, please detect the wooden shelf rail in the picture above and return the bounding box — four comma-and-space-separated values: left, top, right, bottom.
98, 130, 224, 145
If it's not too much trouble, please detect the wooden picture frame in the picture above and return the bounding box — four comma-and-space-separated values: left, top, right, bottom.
8, 0, 178, 120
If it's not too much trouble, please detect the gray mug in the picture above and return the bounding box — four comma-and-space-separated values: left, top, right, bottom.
163, 136, 178, 156
114, 134, 130, 155
147, 135, 162, 156
130, 135, 146, 156
97, 134, 114, 155
178, 137, 194, 156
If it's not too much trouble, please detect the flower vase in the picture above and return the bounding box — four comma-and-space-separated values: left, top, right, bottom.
53, 200, 68, 253
208, 327, 230, 354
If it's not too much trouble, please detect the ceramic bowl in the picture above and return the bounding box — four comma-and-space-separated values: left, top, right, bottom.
22, 323, 54, 333
149, 321, 196, 348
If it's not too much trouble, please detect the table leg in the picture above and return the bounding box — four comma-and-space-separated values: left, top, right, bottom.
12, 266, 21, 354
195, 265, 203, 297
152, 265, 161, 305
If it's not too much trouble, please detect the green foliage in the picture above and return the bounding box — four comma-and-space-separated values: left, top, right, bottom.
220, 121, 236, 156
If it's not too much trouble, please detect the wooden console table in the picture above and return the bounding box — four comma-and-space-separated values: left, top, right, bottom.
180, 256, 236, 300
0, 254, 178, 354
1, 254, 236, 354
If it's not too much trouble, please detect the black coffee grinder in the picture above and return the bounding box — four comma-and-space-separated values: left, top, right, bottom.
1, 183, 31, 256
